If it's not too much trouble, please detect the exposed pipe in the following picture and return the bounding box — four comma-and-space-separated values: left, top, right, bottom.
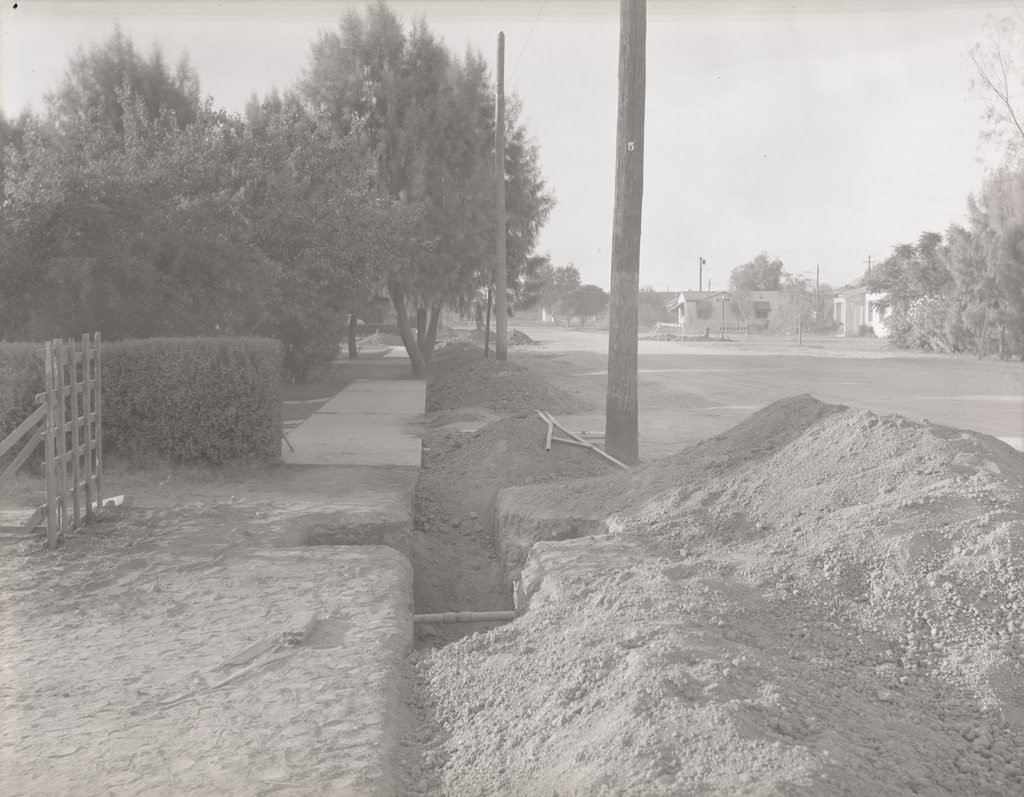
413, 611, 517, 625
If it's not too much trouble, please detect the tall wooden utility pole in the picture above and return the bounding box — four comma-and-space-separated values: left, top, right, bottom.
494, 32, 509, 362
604, 0, 646, 465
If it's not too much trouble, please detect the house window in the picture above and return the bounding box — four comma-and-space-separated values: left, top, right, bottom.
695, 301, 712, 319
754, 301, 771, 319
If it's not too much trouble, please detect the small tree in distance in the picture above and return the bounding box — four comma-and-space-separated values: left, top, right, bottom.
560, 284, 609, 326
729, 252, 785, 291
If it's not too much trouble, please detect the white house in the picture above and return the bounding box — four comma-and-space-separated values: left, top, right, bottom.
832, 285, 890, 337
666, 290, 793, 335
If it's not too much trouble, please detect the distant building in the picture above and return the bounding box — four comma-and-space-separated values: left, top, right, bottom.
832, 286, 890, 337
666, 291, 731, 334
667, 289, 792, 335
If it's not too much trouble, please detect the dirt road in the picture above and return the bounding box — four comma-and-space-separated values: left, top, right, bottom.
509, 323, 1024, 459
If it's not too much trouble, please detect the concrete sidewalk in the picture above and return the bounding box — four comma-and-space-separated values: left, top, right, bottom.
283, 357, 425, 468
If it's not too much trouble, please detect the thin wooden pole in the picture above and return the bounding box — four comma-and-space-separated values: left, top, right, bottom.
604, 0, 646, 466
494, 31, 509, 362
54, 341, 70, 534
43, 341, 57, 549
94, 332, 103, 507
483, 285, 493, 357
69, 339, 82, 530
81, 333, 94, 519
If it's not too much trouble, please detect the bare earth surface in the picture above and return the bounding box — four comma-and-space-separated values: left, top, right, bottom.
4, 328, 1023, 795
401, 334, 1024, 796
1, 362, 422, 796
0, 500, 412, 796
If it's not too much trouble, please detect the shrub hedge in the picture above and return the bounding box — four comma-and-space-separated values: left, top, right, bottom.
0, 343, 46, 471
0, 337, 283, 466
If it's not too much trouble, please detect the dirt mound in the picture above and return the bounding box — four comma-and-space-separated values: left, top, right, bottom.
465, 328, 538, 346
426, 342, 586, 415
496, 394, 846, 526
410, 397, 1024, 795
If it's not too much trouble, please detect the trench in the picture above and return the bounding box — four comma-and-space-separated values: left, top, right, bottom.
408, 476, 515, 650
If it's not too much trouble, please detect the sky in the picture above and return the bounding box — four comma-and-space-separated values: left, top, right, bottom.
1, 0, 1020, 292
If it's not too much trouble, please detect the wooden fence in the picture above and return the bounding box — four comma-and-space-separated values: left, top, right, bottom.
0, 333, 102, 548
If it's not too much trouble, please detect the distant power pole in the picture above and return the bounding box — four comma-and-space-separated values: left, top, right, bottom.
698, 256, 705, 293
494, 32, 509, 361
864, 255, 873, 282
604, 0, 646, 466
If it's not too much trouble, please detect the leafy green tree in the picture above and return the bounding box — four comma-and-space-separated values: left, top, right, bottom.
869, 232, 968, 352
47, 27, 200, 145
533, 262, 581, 322
300, 2, 553, 376
238, 92, 416, 380
948, 161, 1024, 358
1, 37, 407, 382
637, 285, 675, 327
559, 284, 609, 326
0, 91, 263, 340
729, 252, 785, 291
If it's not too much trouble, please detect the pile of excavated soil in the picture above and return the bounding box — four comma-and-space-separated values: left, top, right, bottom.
497, 393, 845, 531
406, 396, 1024, 795
465, 328, 538, 346
425, 342, 586, 415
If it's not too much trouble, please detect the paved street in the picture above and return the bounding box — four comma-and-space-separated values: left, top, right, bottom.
510, 324, 1024, 460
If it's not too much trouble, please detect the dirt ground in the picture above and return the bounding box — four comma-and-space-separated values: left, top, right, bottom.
0, 467, 414, 796
401, 340, 1024, 795
5, 334, 1023, 795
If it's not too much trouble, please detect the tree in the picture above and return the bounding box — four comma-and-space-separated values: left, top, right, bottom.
729, 252, 785, 291
1, 38, 408, 382
868, 232, 966, 352
238, 94, 414, 379
47, 27, 200, 146
300, 2, 553, 376
0, 93, 263, 340
948, 160, 1024, 358
638, 286, 674, 327
560, 284, 609, 326
970, 17, 1024, 158
533, 262, 581, 321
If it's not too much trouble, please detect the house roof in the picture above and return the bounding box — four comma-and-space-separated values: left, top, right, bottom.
666, 290, 729, 311
835, 284, 869, 299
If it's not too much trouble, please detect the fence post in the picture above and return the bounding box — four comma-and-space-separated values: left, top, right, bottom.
54, 340, 70, 533
69, 339, 82, 529
94, 331, 103, 508
43, 341, 58, 549
81, 333, 94, 520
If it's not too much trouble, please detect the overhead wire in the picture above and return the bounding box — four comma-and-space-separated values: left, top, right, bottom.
511, 0, 546, 79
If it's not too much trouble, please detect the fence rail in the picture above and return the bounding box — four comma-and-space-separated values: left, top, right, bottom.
0, 332, 102, 548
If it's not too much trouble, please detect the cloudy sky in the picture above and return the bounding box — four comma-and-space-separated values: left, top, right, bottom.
1, 0, 1018, 291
